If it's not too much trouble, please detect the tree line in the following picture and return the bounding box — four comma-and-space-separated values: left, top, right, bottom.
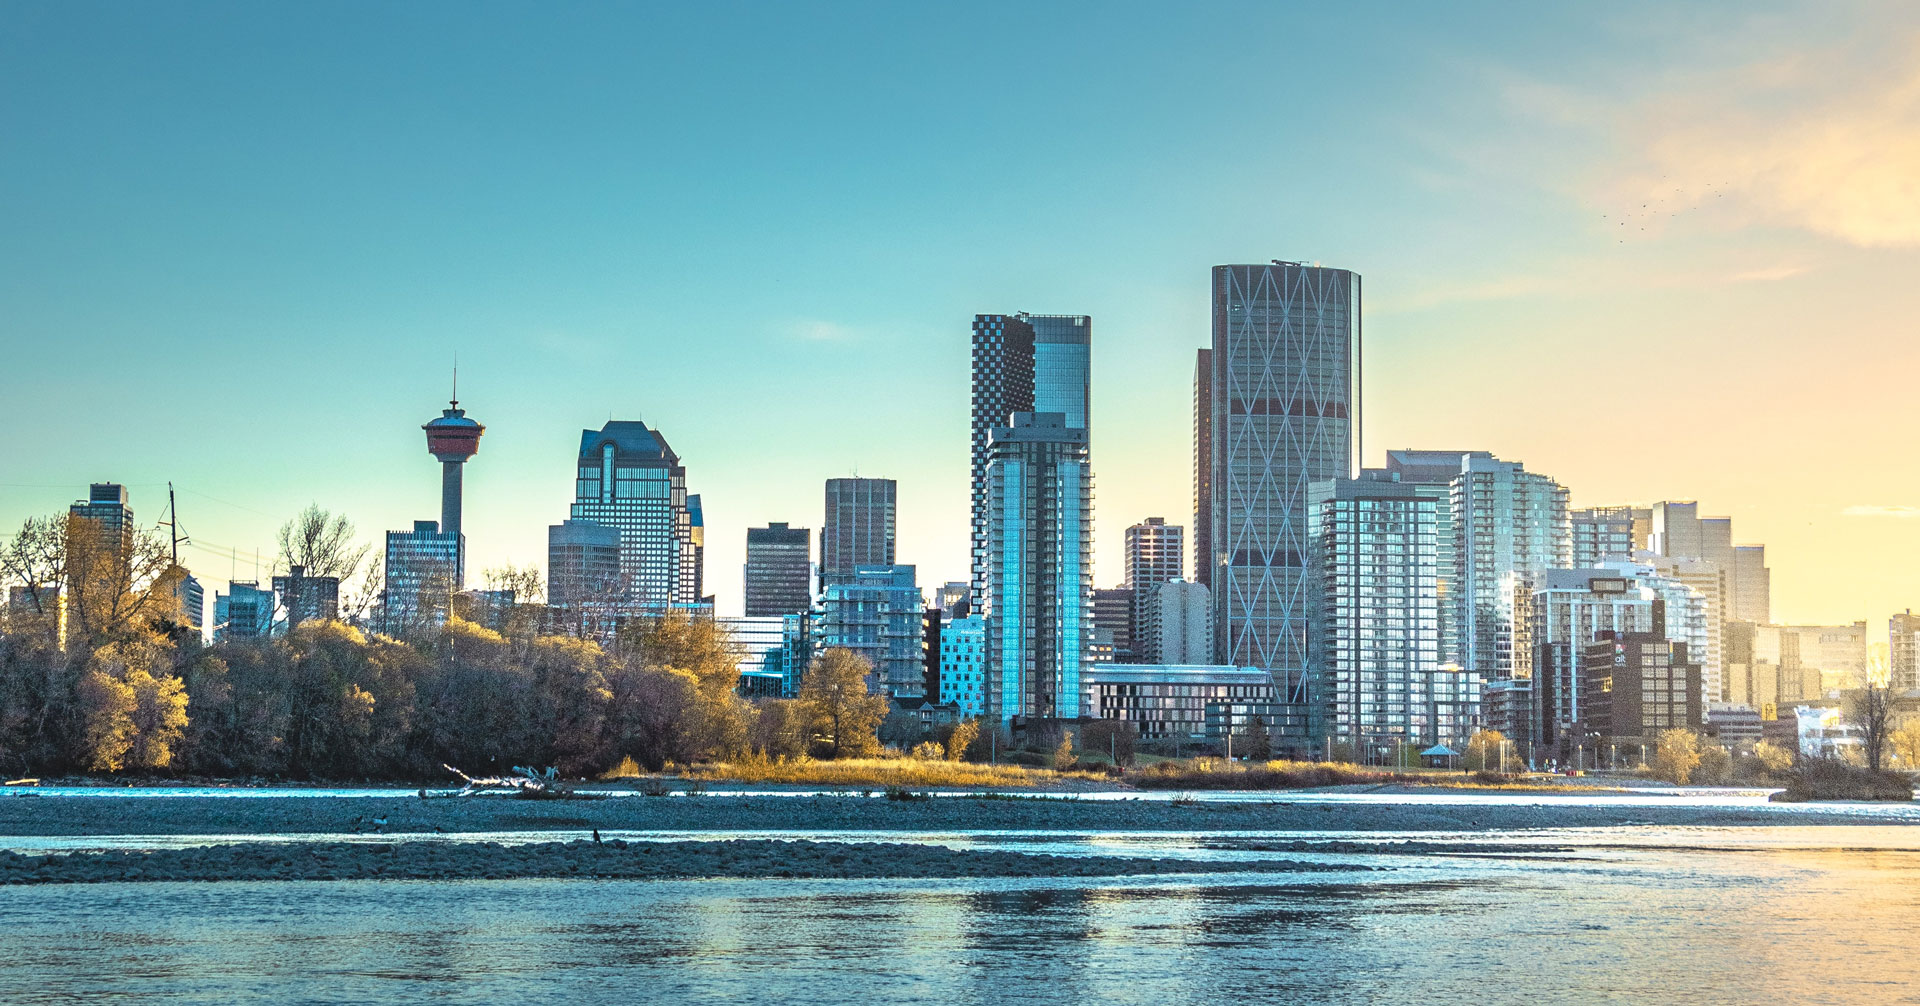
0, 510, 894, 780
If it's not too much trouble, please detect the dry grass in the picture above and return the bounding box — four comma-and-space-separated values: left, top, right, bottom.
686, 757, 1085, 789
1128, 759, 1604, 792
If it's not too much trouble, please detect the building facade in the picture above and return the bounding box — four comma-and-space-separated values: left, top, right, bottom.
1091, 587, 1135, 663
1893, 611, 1920, 693
1207, 262, 1360, 703
1453, 453, 1570, 681
937, 613, 988, 718
983, 412, 1092, 725
1149, 580, 1212, 665
821, 478, 897, 585
1193, 348, 1214, 589
570, 420, 697, 607
547, 519, 623, 609
744, 522, 812, 617
1582, 605, 1705, 745
381, 520, 460, 632
271, 566, 340, 627
1083, 664, 1285, 744
812, 564, 924, 697
1571, 506, 1641, 568
214, 581, 276, 640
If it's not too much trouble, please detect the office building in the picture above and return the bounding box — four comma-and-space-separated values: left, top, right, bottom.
1309, 473, 1480, 751
1760, 622, 1869, 693
1091, 587, 1135, 662
686, 494, 707, 604
1084, 664, 1290, 744
1582, 602, 1705, 745
821, 478, 896, 585
983, 412, 1092, 724
214, 581, 276, 640
1634, 552, 1727, 701
1571, 506, 1642, 567
69, 483, 134, 552
1894, 611, 1920, 693
1207, 262, 1360, 704
1125, 518, 1184, 663
717, 615, 793, 696
744, 523, 812, 617
1649, 500, 1771, 637
813, 564, 924, 697
1732, 546, 1771, 625
933, 581, 970, 618
571, 420, 697, 606
1194, 348, 1214, 588
1381, 450, 1474, 668
547, 519, 623, 609
1149, 579, 1213, 665
381, 520, 460, 632
937, 613, 988, 717
271, 566, 339, 627
969, 312, 1090, 606
174, 574, 204, 636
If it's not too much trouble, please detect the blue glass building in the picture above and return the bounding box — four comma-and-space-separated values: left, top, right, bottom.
984, 412, 1092, 726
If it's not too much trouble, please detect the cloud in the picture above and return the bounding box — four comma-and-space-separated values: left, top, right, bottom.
1843, 505, 1920, 518
1606, 35, 1920, 248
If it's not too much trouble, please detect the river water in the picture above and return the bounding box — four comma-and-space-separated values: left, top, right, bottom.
3, 827, 1918, 1003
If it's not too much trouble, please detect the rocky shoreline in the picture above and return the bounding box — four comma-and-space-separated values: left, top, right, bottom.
0, 838, 1351, 885
1, 791, 1909, 840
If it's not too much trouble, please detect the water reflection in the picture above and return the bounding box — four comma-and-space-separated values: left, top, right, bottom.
4, 844, 1919, 1003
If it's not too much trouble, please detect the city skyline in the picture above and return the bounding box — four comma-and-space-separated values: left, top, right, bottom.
5, 3, 1920, 631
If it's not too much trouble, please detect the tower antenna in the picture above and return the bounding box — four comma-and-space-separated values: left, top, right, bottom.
451, 355, 459, 409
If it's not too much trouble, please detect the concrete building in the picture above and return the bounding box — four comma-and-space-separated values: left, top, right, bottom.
381, 521, 460, 632
969, 312, 1090, 607
547, 519, 622, 610
1091, 587, 1134, 662
1635, 552, 1728, 701
571, 420, 698, 607
1148, 580, 1212, 665
69, 483, 134, 551
686, 494, 707, 605
1649, 500, 1771, 645
1893, 611, 1920, 693
214, 581, 276, 640
821, 478, 896, 586
1761, 622, 1869, 694
271, 566, 339, 627
813, 564, 924, 697
1124, 518, 1184, 666
983, 412, 1092, 725
1309, 473, 1480, 751
1206, 262, 1360, 707
744, 523, 812, 617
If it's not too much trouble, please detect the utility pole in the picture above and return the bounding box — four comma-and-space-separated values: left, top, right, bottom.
159, 482, 189, 567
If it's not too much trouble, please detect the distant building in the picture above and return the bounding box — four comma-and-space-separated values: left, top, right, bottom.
1648, 501, 1771, 652
69, 483, 133, 551
821, 478, 897, 586
1582, 601, 1705, 745
1091, 587, 1135, 662
1452, 454, 1569, 681
421, 400, 484, 586
1571, 506, 1642, 567
381, 521, 460, 632
1893, 611, 1920, 692
1206, 263, 1359, 703
744, 523, 812, 617
970, 312, 1090, 607
215, 581, 276, 640
1083, 664, 1290, 745
547, 519, 623, 609
983, 412, 1092, 724
686, 493, 707, 605
1309, 473, 1480, 751
571, 420, 698, 607
1193, 348, 1214, 589
1148, 580, 1212, 666
174, 574, 204, 636
1124, 518, 1184, 665
813, 564, 924, 697
937, 613, 987, 717
717, 615, 792, 696
271, 565, 340, 626
1761, 622, 1869, 694
933, 581, 970, 618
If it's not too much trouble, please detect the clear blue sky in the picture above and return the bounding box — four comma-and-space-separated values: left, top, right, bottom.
4, 1, 1917, 628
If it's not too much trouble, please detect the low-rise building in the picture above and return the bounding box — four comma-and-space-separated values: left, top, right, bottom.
1082, 664, 1278, 744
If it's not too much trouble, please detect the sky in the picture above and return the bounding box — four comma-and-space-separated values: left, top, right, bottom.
3, 1, 1919, 631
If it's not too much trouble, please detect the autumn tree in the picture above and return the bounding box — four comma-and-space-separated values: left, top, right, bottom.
275, 504, 375, 625
799, 647, 887, 759
749, 698, 810, 760
1751, 739, 1795, 775
1695, 744, 1734, 785
1651, 728, 1703, 785
1465, 730, 1509, 772
620, 611, 750, 761
943, 719, 980, 762
1889, 722, 1920, 769
3, 513, 185, 647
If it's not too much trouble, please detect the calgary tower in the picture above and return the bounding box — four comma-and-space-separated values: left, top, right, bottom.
422, 388, 484, 576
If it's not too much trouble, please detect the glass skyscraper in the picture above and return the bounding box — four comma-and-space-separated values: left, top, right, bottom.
1453, 453, 1570, 681
571, 420, 698, 607
970, 312, 1090, 606
1206, 263, 1359, 704
812, 564, 925, 697
984, 412, 1092, 725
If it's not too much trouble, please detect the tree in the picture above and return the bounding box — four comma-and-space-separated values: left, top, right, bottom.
1078, 719, 1137, 767
1052, 729, 1076, 770
1465, 730, 1508, 772
3, 514, 184, 647
1651, 728, 1703, 785
275, 505, 375, 625
749, 699, 810, 760
619, 612, 750, 762
74, 636, 189, 772
943, 719, 980, 762
798, 648, 887, 758
1695, 744, 1734, 785
1889, 722, 1920, 769
1243, 715, 1272, 762
1851, 684, 1893, 773
1752, 739, 1795, 775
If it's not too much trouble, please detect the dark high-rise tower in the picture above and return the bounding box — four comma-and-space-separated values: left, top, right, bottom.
1193, 348, 1213, 589
422, 398, 484, 554
1208, 262, 1359, 703
969, 312, 1090, 606
745, 522, 812, 616
822, 478, 896, 585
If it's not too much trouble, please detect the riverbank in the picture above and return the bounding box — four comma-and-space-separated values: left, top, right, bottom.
0, 837, 1353, 885
2, 789, 1912, 839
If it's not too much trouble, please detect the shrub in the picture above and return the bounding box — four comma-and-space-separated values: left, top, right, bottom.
1695, 745, 1734, 785
1772, 759, 1914, 802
